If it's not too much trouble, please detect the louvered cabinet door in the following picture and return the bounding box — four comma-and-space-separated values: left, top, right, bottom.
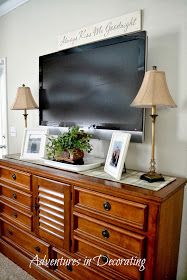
33, 176, 71, 250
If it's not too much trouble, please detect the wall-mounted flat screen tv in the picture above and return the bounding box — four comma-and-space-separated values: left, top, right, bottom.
39, 31, 147, 142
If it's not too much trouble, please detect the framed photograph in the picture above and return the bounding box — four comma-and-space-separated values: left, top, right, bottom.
20, 128, 48, 160
104, 132, 131, 180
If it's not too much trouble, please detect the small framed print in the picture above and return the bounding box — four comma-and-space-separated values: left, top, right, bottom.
104, 132, 131, 180
20, 128, 48, 160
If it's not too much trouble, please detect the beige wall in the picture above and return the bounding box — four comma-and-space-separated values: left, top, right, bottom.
0, 0, 187, 278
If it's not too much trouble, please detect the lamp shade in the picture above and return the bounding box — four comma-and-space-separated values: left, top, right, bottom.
11, 84, 38, 110
131, 68, 177, 108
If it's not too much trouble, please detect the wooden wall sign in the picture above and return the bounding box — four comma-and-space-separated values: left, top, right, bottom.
58, 10, 142, 50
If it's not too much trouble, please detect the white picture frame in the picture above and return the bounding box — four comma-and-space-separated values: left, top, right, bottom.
20, 128, 48, 160
104, 132, 131, 180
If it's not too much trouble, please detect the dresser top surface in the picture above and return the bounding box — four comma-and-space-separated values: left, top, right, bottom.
0, 156, 186, 203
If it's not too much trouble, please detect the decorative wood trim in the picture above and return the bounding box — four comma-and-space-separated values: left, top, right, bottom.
0, 0, 29, 17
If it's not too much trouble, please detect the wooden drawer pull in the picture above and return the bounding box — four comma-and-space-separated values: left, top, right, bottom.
8, 230, 13, 236
12, 193, 17, 199
12, 212, 18, 218
102, 229, 110, 239
101, 255, 109, 263
103, 201, 111, 211
34, 246, 41, 252
66, 264, 73, 272
12, 174, 16, 180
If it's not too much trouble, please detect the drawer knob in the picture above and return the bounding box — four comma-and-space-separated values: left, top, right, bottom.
12, 174, 16, 180
32, 203, 39, 211
102, 229, 110, 239
103, 201, 111, 211
12, 212, 18, 218
34, 246, 41, 252
12, 193, 17, 199
8, 230, 13, 236
66, 264, 73, 272
101, 255, 109, 263
0, 204, 4, 211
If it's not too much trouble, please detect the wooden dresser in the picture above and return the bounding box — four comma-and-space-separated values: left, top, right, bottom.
0, 157, 186, 280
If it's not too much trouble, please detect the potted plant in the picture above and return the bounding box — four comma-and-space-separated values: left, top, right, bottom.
46, 126, 92, 164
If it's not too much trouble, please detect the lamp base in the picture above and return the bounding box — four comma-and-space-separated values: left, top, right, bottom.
140, 172, 165, 183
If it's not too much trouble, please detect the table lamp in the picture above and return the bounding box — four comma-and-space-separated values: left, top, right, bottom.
131, 66, 177, 182
11, 84, 39, 128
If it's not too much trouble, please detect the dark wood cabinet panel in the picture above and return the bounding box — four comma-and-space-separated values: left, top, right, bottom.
0, 158, 186, 280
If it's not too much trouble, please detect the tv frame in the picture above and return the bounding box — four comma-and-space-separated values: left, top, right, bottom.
39, 31, 147, 143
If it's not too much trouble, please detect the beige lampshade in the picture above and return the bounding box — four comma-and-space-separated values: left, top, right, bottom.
11, 84, 38, 110
131, 68, 177, 108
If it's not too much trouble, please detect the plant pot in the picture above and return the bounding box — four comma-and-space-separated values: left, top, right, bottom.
54, 149, 84, 165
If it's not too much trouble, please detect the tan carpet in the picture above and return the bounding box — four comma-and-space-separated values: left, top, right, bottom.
0, 253, 35, 280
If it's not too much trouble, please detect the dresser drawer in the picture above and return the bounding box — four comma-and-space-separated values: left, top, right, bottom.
0, 167, 31, 190
1, 221, 50, 259
1, 185, 32, 209
74, 214, 145, 257
74, 237, 144, 280
74, 188, 148, 230
0, 202, 32, 231
54, 249, 112, 280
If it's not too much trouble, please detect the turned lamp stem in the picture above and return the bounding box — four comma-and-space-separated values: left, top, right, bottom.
150, 105, 157, 173
149, 66, 158, 174
22, 84, 28, 128
23, 108, 28, 128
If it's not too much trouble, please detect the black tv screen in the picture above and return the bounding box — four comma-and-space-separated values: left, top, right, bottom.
39, 31, 146, 142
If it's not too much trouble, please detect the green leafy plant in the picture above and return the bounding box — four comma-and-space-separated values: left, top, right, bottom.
46, 126, 92, 160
